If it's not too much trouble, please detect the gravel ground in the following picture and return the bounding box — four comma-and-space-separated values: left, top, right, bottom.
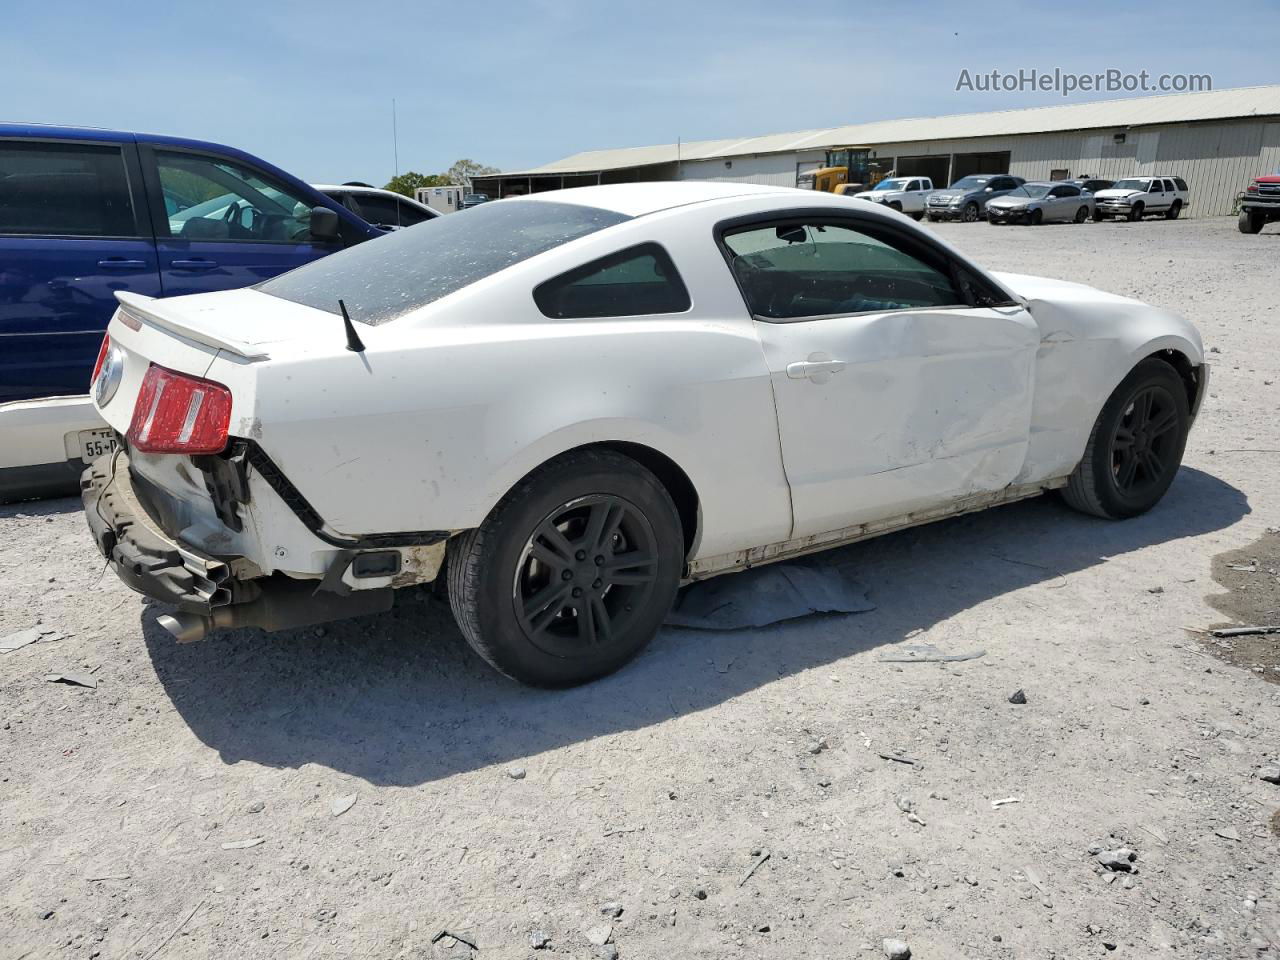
3, 214, 1279, 960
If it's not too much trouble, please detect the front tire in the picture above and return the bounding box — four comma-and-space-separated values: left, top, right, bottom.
1029, 208, 1043, 226
909, 210, 924, 221
962, 202, 980, 222
1061, 359, 1190, 520
1127, 201, 1145, 222
447, 449, 683, 687
1074, 206, 1089, 223
1239, 209, 1263, 234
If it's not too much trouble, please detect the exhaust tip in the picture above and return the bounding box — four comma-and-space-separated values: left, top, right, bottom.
157, 612, 210, 644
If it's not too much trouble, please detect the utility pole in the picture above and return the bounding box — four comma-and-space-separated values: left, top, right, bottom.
392, 97, 400, 177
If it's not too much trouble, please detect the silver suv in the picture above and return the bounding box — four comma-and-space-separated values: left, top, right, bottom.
925, 175, 1026, 222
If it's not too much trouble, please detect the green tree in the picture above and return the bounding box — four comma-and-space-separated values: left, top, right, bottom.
446, 159, 500, 189
383, 170, 450, 198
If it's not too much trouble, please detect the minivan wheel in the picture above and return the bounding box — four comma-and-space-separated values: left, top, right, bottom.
447, 449, 683, 687
1061, 359, 1190, 520
962, 202, 980, 222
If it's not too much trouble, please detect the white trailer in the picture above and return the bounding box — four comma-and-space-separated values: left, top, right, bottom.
415, 185, 466, 214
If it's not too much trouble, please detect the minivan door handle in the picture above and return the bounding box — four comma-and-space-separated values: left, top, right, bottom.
170, 259, 218, 270
97, 259, 149, 269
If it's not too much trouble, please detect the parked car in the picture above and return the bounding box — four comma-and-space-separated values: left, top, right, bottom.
0, 124, 379, 502
315, 183, 438, 231
849, 176, 934, 220
925, 175, 1026, 222
1238, 173, 1280, 234
1093, 176, 1189, 221
1069, 177, 1114, 194
986, 181, 1094, 225
462, 192, 490, 209
82, 182, 1206, 687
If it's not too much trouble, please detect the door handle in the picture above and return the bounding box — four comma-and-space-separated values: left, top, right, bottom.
170, 259, 218, 270
97, 259, 149, 269
786, 359, 847, 381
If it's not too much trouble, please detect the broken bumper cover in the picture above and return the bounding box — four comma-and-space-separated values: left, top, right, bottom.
82, 451, 235, 615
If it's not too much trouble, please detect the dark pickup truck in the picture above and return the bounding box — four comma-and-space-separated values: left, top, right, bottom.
1239, 175, 1280, 233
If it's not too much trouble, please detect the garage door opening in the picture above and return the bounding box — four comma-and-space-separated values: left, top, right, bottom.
950, 151, 1012, 181
895, 155, 950, 188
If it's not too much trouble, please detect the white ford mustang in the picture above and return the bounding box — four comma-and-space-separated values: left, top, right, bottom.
82, 182, 1206, 686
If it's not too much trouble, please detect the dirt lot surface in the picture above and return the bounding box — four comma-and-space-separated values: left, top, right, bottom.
3, 215, 1280, 959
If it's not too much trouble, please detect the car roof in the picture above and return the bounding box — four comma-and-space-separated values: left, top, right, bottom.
520, 180, 814, 217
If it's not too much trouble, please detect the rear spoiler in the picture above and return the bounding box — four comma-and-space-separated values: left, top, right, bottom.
114, 292, 270, 361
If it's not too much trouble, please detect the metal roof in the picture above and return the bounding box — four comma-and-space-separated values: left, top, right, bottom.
492, 85, 1280, 178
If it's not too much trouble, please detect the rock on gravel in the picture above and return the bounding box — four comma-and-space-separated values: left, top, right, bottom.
883, 938, 911, 959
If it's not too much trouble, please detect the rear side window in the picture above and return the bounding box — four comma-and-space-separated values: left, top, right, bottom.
534, 243, 690, 319
260, 199, 631, 325
1174, 177, 1188, 191
0, 141, 137, 237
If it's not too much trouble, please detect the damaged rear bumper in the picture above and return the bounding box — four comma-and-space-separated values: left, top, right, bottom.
82, 450, 393, 638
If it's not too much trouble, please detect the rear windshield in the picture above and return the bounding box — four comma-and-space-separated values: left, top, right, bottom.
258, 199, 631, 325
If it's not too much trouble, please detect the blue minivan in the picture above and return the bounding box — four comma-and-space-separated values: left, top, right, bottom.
0, 124, 381, 403
0, 124, 383, 500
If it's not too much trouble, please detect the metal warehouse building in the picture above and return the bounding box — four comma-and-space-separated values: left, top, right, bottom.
475, 85, 1280, 218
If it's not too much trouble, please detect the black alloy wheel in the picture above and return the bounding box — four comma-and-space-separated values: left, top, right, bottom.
513, 494, 659, 658
962, 202, 980, 222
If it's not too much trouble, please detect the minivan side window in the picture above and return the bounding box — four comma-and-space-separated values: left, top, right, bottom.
722, 221, 965, 321
534, 243, 690, 319
156, 151, 320, 243
0, 141, 137, 237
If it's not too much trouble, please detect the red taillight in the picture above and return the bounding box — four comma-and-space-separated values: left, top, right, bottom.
127, 364, 232, 454
91, 335, 111, 386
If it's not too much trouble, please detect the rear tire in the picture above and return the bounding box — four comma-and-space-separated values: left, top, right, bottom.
447, 449, 683, 687
1165, 200, 1182, 220
1239, 209, 1264, 234
1061, 359, 1190, 520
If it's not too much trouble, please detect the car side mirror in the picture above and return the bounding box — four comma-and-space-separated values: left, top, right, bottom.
984, 187, 995, 192
309, 206, 341, 243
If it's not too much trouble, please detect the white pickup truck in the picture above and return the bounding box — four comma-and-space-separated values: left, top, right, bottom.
849, 176, 934, 220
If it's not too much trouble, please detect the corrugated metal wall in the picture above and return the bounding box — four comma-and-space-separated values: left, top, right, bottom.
677, 150, 826, 187
674, 120, 1278, 218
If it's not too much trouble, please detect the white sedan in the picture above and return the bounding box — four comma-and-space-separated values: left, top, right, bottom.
82, 182, 1207, 686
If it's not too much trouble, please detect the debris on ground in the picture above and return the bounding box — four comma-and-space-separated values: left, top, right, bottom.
330, 793, 357, 817
878, 752, 920, 766
740, 849, 771, 887
878, 643, 986, 663
600, 901, 623, 918
1258, 766, 1280, 784
665, 560, 874, 629
507, 766, 527, 780
883, 937, 912, 959
991, 797, 1022, 809
42, 670, 96, 689
1214, 826, 1242, 841
529, 929, 551, 949
1, 627, 56, 653
583, 923, 612, 946
1095, 848, 1137, 872
1008, 688, 1028, 704
431, 929, 478, 949
220, 838, 265, 850
1211, 625, 1280, 637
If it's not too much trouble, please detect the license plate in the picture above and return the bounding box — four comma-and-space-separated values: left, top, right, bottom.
79, 428, 118, 463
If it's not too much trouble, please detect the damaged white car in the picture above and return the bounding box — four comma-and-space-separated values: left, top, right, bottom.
82, 182, 1207, 686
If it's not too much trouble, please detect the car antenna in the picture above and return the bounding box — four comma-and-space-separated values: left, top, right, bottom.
338, 299, 366, 353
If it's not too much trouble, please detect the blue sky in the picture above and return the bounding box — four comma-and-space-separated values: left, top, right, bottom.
2, 0, 1275, 185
